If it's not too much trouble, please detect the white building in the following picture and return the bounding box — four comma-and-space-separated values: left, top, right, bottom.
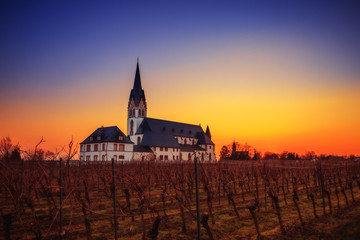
80, 60, 216, 162
80, 126, 133, 161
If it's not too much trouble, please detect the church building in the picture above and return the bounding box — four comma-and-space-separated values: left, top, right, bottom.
80, 61, 216, 162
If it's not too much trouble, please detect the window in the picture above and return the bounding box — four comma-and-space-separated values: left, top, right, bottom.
94, 155, 98, 161
162, 127, 166, 131
97, 136, 101, 140
165, 147, 168, 151
137, 136, 141, 145
94, 144, 98, 151
119, 144, 124, 151
80, 155, 83, 160
160, 155, 163, 160
172, 128, 175, 133
209, 153, 211, 161
119, 155, 124, 160
118, 135, 123, 140
165, 155, 168, 160
189, 130, 192, 134
180, 129, 184, 133
209, 146, 211, 149
86, 145, 91, 152
90, 136, 93, 141
202, 153, 204, 160
188, 153, 191, 160
102, 144, 105, 151
86, 155, 90, 161
114, 144, 117, 151
160, 147, 163, 151
180, 154, 182, 160
102, 155, 105, 161
173, 156, 175, 160
130, 120, 134, 136
113, 155, 117, 160
184, 139, 187, 144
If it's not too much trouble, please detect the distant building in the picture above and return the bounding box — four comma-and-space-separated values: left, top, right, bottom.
80, 60, 216, 161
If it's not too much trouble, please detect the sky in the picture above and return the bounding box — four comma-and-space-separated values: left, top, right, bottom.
1, 0, 360, 157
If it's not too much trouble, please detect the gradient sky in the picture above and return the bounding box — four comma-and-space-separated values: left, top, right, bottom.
1, 0, 360, 157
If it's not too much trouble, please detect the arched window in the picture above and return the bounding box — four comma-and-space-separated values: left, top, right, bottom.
130, 120, 134, 135
137, 136, 141, 145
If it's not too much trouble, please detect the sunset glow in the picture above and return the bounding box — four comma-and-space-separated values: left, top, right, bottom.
1, 1, 359, 157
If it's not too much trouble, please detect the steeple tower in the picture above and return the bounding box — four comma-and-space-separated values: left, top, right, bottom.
127, 60, 147, 138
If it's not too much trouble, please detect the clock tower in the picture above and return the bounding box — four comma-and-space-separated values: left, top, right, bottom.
127, 59, 147, 142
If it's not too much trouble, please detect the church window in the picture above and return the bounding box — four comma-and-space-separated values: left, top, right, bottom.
137, 136, 141, 145
94, 144, 98, 151
102, 144, 105, 151
94, 155, 98, 161
114, 144, 117, 151
130, 120, 134, 136
165, 155, 168, 160
86, 145, 91, 152
119, 144, 124, 151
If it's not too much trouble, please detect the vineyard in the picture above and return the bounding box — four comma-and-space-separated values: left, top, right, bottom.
1, 158, 360, 239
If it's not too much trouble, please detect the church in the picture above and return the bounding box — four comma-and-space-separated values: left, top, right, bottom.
80, 61, 216, 162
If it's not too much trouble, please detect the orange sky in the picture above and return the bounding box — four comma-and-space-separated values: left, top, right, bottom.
1, 39, 360, 158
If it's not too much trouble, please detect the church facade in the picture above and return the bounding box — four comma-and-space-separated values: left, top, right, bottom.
80, 61, 216, 162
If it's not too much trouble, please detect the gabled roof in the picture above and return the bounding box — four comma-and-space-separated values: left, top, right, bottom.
206, 125, 211, 139
135, 117, 214, 147
129, 61, 146, 105
81, 126, 133, 144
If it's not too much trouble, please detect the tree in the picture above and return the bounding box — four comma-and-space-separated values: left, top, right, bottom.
220, 146, 230, 160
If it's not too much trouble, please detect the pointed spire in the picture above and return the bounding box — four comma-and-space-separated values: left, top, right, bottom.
129, 59, 146, 105
205, 125, 211, 139
232, 140, 236, 158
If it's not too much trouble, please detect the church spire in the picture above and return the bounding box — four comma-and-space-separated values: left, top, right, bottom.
129, 59, 146, 105
205, 125, 211, 139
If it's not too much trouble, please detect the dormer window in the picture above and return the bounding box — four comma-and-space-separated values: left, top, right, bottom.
163, 127, 166, 132
172, 128, 175, 133
180, 129, 184, 133
90, 136, 93, 141
97, 136, 101, 140
118, 135, 123, 141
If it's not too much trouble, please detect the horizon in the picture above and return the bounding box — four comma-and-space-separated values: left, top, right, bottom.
1, 1, 360, 157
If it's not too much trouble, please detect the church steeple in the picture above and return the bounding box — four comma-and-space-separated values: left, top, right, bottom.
128, 60, 147, 137
129, 59, 146, 106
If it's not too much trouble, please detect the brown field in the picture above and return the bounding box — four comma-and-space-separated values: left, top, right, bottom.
1, 159, 360, 239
